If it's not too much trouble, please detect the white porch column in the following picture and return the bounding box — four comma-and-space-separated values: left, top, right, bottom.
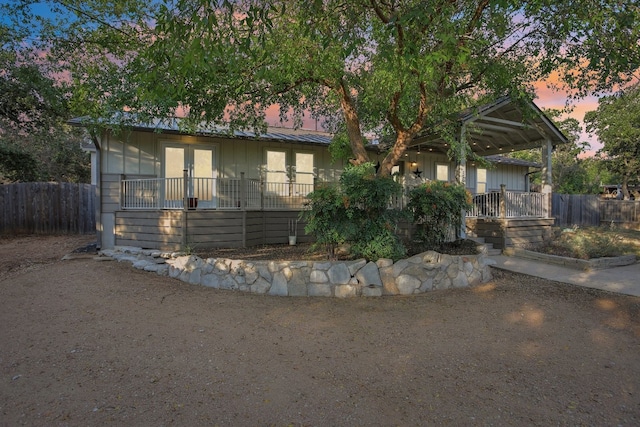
541, 138, 553, 217
456, 126, 467, 239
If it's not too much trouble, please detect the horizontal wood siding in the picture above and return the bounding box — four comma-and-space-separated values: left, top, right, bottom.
101, 174, 121, 214
185, 211, 244, 248
115, 211, 183, 250
262, 211, 310, 245
467, 218, 554, 249
114, 210, 284, 250
245, 212, 265, 247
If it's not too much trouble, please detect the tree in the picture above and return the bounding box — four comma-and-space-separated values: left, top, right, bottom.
585, 84, 640, 200
509, 110, 604, 194
0, 22, 90, 182
119, 0, 640, 176
5, 1, 638, 180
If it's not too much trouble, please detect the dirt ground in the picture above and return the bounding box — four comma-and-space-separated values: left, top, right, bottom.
1, 235, 640, 426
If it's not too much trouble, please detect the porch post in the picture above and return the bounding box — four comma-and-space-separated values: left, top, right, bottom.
541, 138, 553, 218
182, 169, 188, 249
499, 184, 507, 219
240, 172, 247, 247
456, 125, 467, 239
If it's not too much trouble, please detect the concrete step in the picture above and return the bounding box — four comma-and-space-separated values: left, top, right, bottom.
470, 237, 502, 255
486, 247, 502, 256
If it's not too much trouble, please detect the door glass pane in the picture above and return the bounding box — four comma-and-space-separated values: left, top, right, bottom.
294, 152, 314, 195
164, 147, 184, 202
193, 148, 213, 202
266, 150, 288, 195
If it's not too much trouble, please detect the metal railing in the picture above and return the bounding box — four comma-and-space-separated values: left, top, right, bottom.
467, 186, 549, 219
120, 173, 315, 210
121, 174, 550, 218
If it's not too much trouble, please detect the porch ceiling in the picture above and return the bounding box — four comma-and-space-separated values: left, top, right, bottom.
410, 96, 568, 156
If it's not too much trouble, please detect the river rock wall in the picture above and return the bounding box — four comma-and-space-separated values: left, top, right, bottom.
101, 247, 495, 297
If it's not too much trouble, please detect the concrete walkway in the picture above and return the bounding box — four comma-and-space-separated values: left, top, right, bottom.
491, 255, 640, 297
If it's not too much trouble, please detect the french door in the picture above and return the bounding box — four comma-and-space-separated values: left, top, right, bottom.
163, 144, 217, 208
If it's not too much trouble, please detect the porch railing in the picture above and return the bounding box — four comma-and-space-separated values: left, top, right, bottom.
467, 185, 550, 219
121, 174, 550, 218
120, 173, 316, 210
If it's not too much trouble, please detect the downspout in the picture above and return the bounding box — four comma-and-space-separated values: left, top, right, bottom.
90, 133, 102, 249
524, 169, 540, 192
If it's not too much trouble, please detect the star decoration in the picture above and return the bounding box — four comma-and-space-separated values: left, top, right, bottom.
413, 168, 422, 177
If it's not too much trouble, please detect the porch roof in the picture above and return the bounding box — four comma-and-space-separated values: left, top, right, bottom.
485, 155, 541, 168
410, 96, 568, 156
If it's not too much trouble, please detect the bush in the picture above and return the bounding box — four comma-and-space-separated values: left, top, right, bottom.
407, 181, 472, 250
302, 163, 406, 261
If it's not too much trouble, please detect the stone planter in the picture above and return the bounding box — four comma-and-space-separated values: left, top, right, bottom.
503, 247, 637, 271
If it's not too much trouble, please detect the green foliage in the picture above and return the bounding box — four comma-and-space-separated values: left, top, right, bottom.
585, 84, 640, 200
0, 27, 91, 183
302, 163, 406, 261
300, 184, 347, 260
30, 0, 635, 176
0, 142, 40, 182
407, 181, 472, 249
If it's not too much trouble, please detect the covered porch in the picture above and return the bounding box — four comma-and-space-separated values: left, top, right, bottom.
116, 174, 554, 251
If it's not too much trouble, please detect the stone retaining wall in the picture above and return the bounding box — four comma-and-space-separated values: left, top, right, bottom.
101, 247, 495, 297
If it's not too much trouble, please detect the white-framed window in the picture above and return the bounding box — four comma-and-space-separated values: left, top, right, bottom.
477, 168, 487, 194
436, 163, 449, 181
265, 149, 315, 196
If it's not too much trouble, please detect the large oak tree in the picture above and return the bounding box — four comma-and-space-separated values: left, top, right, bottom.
126, 0, 640, 176
6, 0, 639, 177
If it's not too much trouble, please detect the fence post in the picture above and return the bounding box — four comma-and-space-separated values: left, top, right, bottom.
499, 184, 506, 219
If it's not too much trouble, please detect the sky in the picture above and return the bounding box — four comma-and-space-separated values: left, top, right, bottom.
532, 82, 602, 155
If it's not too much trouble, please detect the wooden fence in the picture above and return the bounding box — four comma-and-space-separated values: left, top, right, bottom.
0, 182, 96, 234
552, 193, 640, 228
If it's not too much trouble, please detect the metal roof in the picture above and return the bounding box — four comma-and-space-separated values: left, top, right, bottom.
68, 116, 334, 146
70, 96, 566, 154
412, 96, 568, 156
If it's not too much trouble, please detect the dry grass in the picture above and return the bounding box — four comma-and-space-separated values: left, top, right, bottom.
534, 226, 640, 260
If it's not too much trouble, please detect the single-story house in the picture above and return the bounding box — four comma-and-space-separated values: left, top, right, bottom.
72, 96, 567, 251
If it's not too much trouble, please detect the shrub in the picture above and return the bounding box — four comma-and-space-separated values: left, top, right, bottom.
407, 181, 472, 250
302, 163, 407, 261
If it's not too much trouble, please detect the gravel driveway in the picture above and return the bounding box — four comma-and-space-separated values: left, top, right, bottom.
1, 235, 639, 425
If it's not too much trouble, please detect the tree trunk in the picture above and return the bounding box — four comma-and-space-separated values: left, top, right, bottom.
377, 132, 413, 177
622, 174, 631, 200
337, 82, 370, 165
